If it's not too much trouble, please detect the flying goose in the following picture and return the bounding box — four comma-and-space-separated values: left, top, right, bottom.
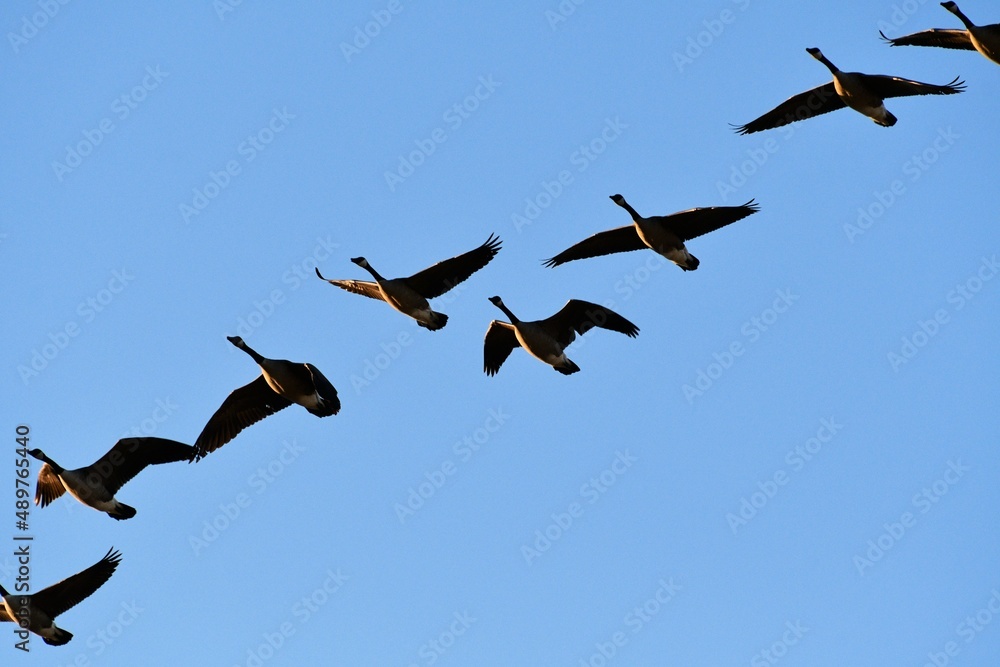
733, 48, 965, 134
28, 438, 195, 520
880, 2, 1000, 65
192, 336, 340, 461
315, 234, 502, 330
484, 296, 639, 375
0, 548, 121, 646
544, 195, 758, 272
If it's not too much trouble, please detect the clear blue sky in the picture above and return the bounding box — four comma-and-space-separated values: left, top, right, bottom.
4, 1, 999, 665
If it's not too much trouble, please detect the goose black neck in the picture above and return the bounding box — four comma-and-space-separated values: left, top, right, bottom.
494, 300, 519, 323
230, 338, 265, 365
615, 198, 642, 221
29, 450, 60, 471
814, 52, 839, 73
361, 263, 385, 281
945, 4, 974, 29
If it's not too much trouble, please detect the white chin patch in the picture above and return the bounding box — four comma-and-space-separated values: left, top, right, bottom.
868, 104, 890, 122
300, 393, 322, 410
665, 247, 693, 268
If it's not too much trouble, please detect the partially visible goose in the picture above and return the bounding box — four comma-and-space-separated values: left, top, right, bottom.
315, 234, 502, 330
193, 336, 340, 461
0, 548, 121, 646
734, 48, 965, 134
28, 438, 194, 520
880, 2, 1000, 65
484, 296, 638, 375
544, 195, 758, 272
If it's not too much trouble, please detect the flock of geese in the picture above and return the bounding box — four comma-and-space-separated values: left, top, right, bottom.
4, 1, 997, 649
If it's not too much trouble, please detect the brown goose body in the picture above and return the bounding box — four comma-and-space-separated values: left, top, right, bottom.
0, 548, 122, 646
316, 234, 502, 330
28, 439, 194, 520
484, 296, 639, 376
544, 195, 758, 272
881, 2, 1000, 65
193, 336, 340, 461
734, 48, 965, 134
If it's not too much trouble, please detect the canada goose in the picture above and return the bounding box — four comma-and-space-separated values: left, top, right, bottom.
28, 438, 195, 520
0, 548, 121, 646
484, 296, 638, 375
880, 2, 1000, 65
544, 195, 758, 272
192, 336, 340, 461
315, 234, 502, 330
733, 48, 965, 134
